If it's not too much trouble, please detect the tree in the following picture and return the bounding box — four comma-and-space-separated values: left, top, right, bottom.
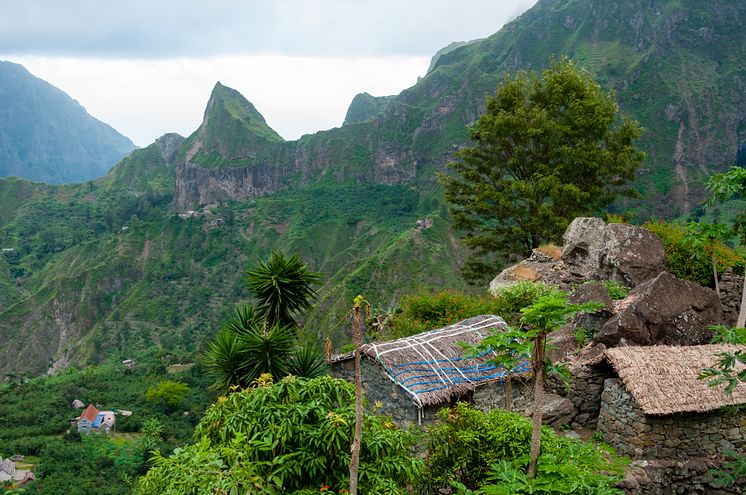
204, 253, 326, 392
137, 376, 421, 494
463, 326, 530, 412
440, 58, 644, 282
474, 293, 601, 478
684, 222, 732, 303
145, 380, 190, 411
245, 251, 322, 329
203, 305, 295, 392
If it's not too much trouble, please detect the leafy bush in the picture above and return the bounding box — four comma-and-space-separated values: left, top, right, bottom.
388, 283, 565, 339
137, 375, 421, 494
644, 220, 744, 287
145, 380, 189, 410
418, 403, 625, 495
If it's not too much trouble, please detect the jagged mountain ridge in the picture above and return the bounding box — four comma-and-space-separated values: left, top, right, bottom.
1, 0, 746, 375
0, 61, 136, 184
171, 0, 746, 218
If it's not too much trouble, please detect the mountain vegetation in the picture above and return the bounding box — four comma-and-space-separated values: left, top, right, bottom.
1, 0, 745, 385
441, 58, 644, 281
0, 61, 135, 184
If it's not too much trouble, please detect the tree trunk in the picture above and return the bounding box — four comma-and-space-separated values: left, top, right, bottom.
713, 254, 721, 304
738, 276, 746, 329
349, 304, 364, 495
528, 334, 546, 478
505, 374, 512, 412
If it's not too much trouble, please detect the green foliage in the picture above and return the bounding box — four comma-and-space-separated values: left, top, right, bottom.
440, 57, 644, 281
286, 344, 329, 379
137, 376, 422, 494
145, 380, 190, 410
417, 403, 624, 494
711, 451, 746, 489
245, 251, 322, 329
203, 306, 296, 392
388, 282, 564, 339
643, 220, 744, 286
707, 166, 746, 244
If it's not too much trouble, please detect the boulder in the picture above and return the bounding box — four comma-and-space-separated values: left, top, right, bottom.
489, 248, 570, 293
596, 272, 721, 346
538, 393, 575, 428
72, 399, 85, 409
561, 217, 668, 287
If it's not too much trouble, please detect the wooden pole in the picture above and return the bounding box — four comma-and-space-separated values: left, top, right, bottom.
349, 297, 364, 495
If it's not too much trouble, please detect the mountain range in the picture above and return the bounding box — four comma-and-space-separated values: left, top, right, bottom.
0, 61, 135, 184
1, 0, 745, 375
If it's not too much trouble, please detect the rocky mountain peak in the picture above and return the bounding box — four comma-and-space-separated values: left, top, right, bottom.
203, 82, 282, 143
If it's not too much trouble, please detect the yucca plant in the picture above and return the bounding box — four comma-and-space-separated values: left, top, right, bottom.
245, 251, 322, 329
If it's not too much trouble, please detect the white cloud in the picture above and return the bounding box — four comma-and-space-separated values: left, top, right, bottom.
0, 0, 539, 146
5, 55, 430, 146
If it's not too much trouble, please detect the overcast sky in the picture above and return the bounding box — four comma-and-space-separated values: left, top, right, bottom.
0, 0, 537, 146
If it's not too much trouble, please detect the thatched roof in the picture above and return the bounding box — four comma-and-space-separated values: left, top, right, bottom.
603, 345, 746, 416
353, 315, 531, 407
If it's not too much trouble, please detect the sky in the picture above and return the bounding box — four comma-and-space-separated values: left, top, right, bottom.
0, 0, 537, 146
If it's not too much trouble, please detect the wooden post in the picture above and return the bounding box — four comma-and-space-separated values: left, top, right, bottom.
349, 296, 365, 495
527, 333, 545, 478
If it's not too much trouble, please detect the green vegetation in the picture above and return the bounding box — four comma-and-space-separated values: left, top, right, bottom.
386, 282, 563, 339
145, 380, 190, 411
643, 220, 744, 288
204, 252, 328, 392
440, 58, 643, 282
137, 375, 422, 494
417, 403, 625, 494
244, 251, 321, 329
0, 359, 215, 494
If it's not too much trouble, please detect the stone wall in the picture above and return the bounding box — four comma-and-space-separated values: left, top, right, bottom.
619, 458, 742, 494
331, 357, 530, 428
598, 378, 746, 459
546, 364, 607, 427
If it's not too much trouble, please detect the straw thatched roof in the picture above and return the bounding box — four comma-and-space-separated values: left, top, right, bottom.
344, 315, 531, 407
603, 345, 746, 416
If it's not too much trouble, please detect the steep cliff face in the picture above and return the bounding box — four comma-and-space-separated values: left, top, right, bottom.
0, 61, 136, 184
173, 0, 746, 217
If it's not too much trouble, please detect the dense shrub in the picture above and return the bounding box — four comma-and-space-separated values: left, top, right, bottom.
644, 220, 744, 287
388, 282, 564, 338
417, 403, 625, 495
137, 375, 422, 494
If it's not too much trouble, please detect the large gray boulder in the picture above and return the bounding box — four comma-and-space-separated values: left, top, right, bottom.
561, 217, 668, 287
596, 272, 721, 346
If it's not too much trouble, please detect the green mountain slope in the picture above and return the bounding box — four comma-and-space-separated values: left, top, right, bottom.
0, 61, 136, 184
2, 0, 746, 375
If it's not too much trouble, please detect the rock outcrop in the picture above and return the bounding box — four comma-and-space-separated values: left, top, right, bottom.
490, 218, 670, 293
561, 217, 669, 287
596, 272, 721, 346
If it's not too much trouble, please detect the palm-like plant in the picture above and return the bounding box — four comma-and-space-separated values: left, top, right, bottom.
286, 343, 329, 379
204, 305, 297, 392
245, 251, 322, 329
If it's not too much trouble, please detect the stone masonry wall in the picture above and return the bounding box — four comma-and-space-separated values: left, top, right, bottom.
546, 364, 607, 427
598, 378, 746, 459
331, 358, 444, 427
331, 357, 531, 427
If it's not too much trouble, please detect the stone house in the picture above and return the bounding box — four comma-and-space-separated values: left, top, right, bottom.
0, 457, 34, 487
73, 404, 116, 434
596, 345, 746, 459
331, 315, 532, 426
